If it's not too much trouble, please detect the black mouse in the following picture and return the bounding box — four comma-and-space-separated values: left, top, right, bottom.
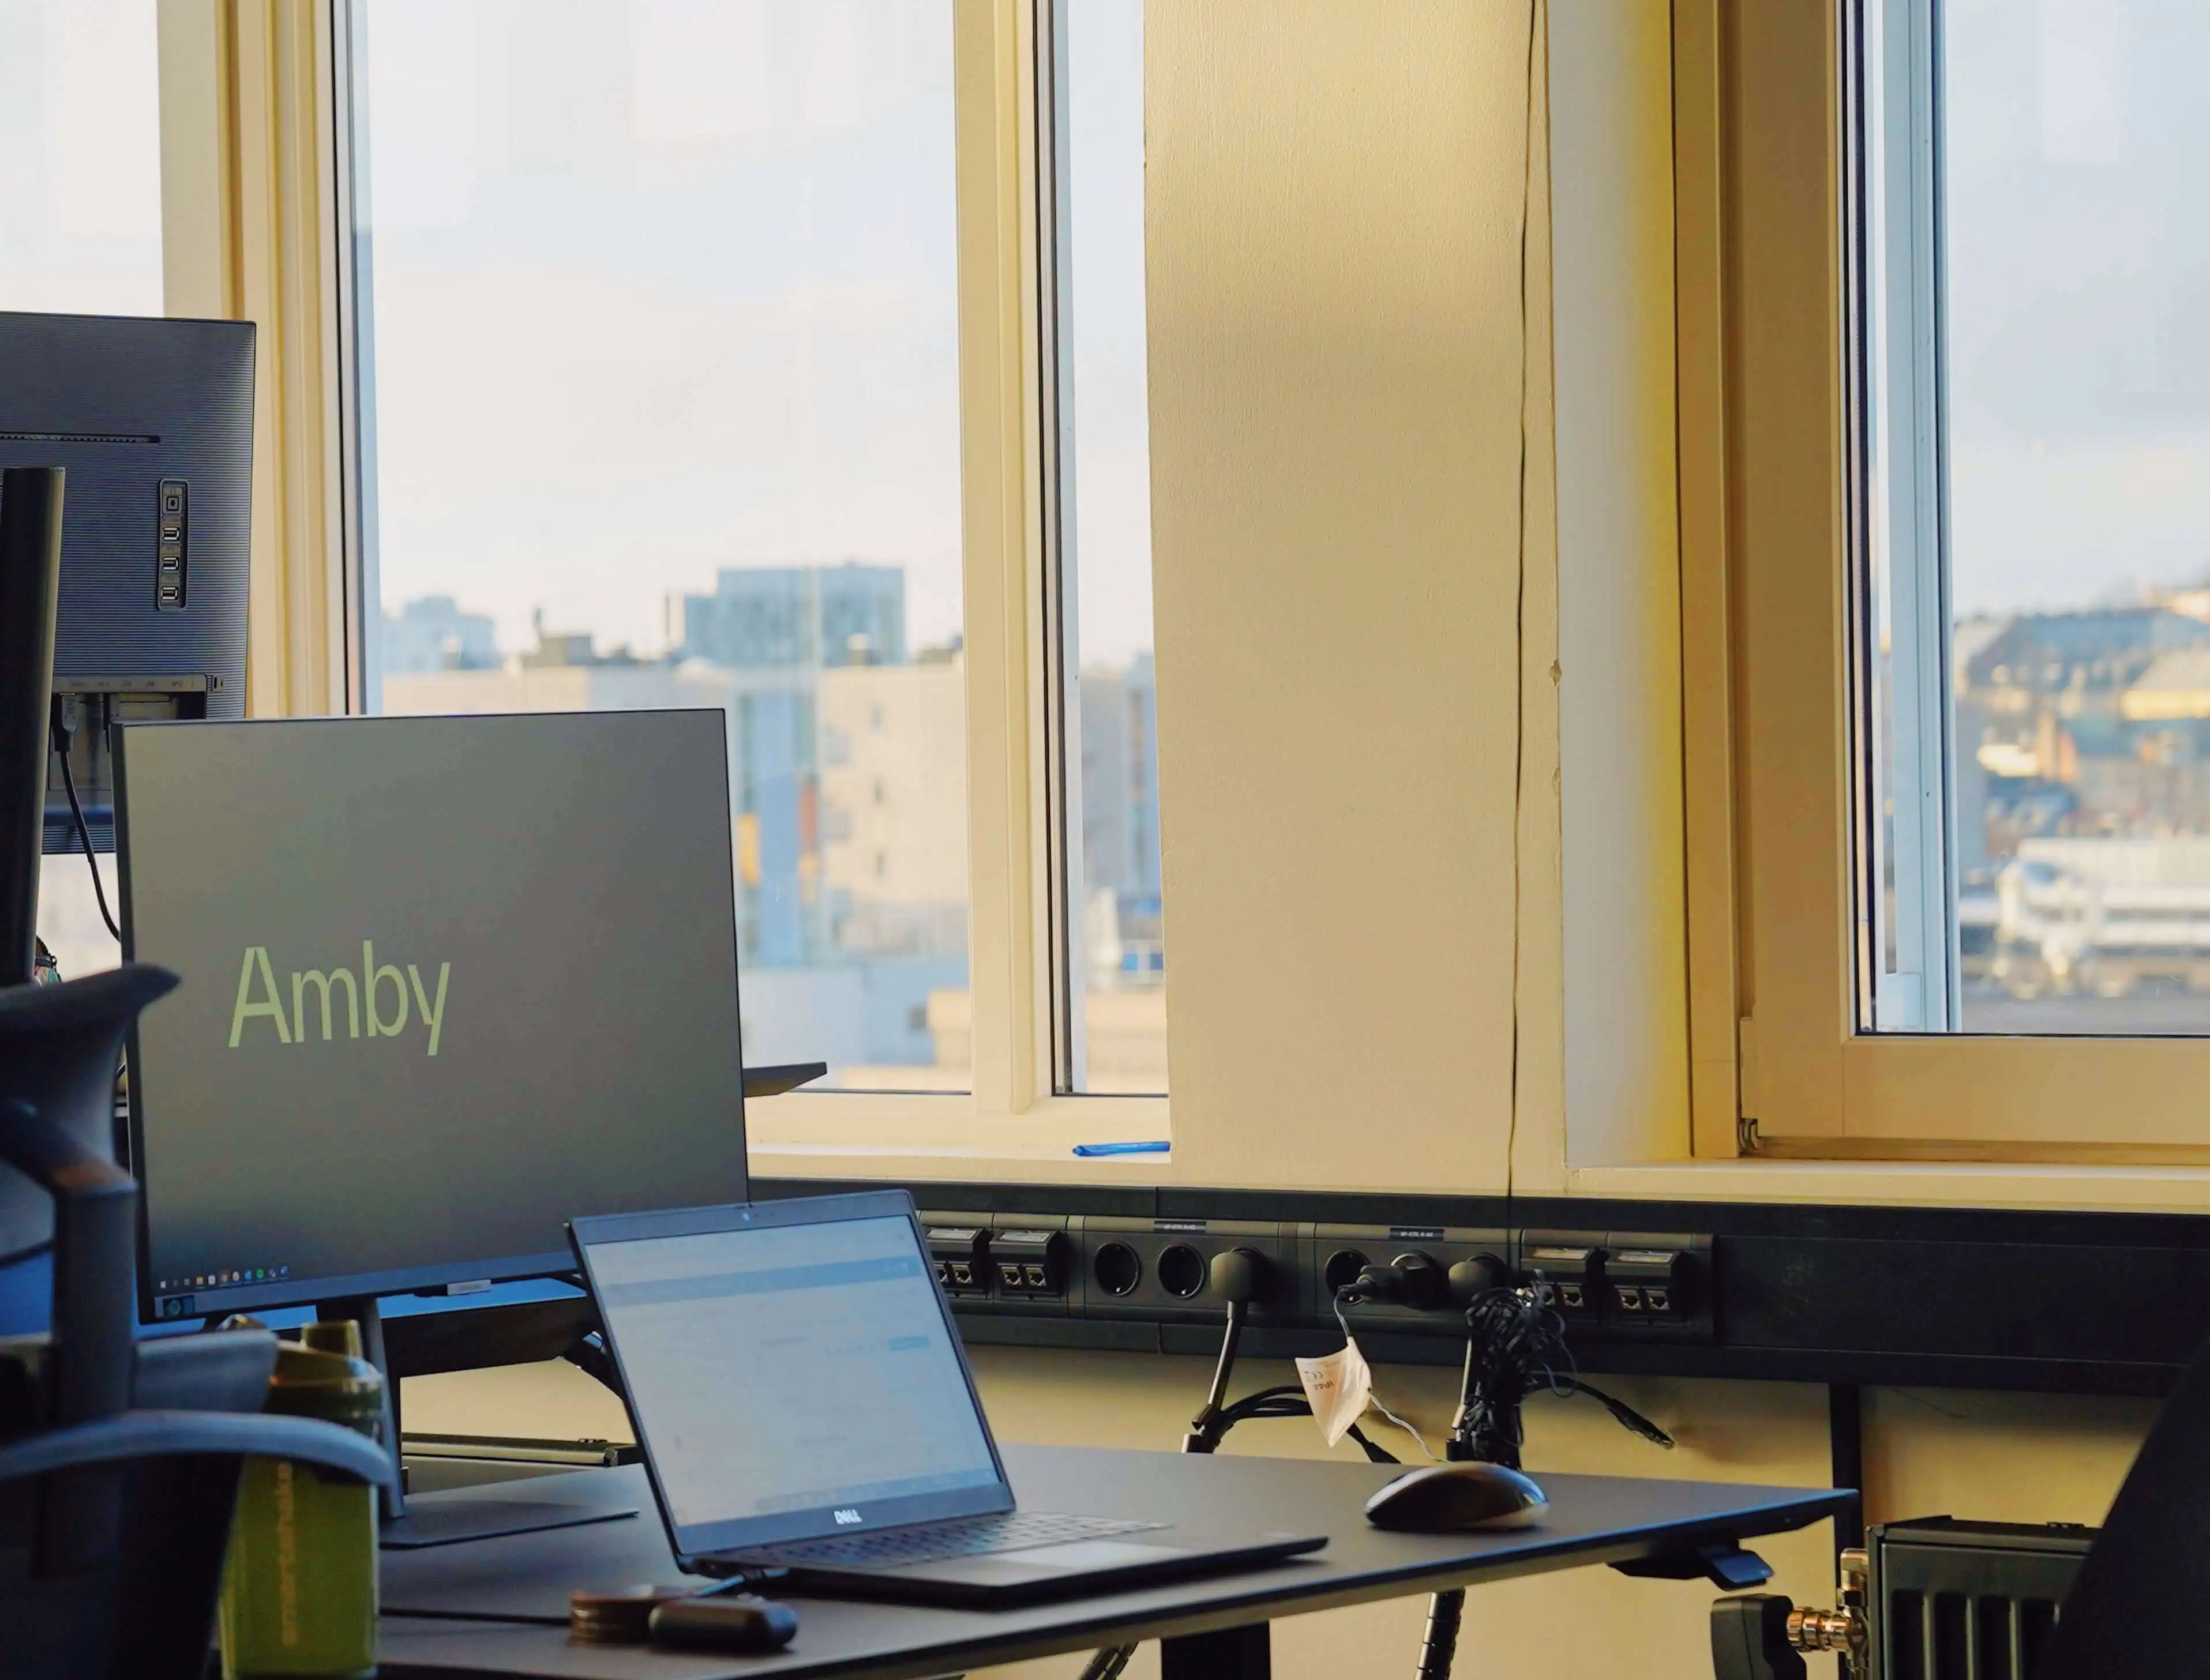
1363, 1462, 1548, 1532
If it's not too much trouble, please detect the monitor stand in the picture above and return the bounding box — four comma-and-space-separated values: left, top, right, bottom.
318, 1295, 639, 1550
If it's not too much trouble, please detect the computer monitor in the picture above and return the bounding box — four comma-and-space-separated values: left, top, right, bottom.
0, 311, 254, 855
113, 709, 750, 1325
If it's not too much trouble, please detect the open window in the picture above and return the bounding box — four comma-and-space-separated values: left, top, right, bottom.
1714, 0, 2210, 1157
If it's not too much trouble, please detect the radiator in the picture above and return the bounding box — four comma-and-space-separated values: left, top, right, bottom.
1870, 1517, 2093, 1680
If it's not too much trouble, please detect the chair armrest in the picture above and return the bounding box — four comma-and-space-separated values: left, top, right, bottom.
0, 1408, 395, 1488
133, 1329, 279, 1414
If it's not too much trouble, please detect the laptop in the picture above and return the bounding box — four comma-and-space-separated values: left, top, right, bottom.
568, 1190, 1326, 1606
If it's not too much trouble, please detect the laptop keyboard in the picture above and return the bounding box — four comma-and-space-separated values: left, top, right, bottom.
726, 1511, 1163, 1569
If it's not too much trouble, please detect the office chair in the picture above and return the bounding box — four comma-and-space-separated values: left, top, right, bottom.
2028, 1328, 2210, 1680
0, 964, 393, 1680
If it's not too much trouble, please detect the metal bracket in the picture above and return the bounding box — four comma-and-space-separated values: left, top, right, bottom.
1614, 1539, 1774, 1591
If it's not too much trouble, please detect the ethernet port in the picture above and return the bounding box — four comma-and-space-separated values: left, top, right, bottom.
1323, 1249, 1371, 1295
1094, 1242, 1142, 1297
1157, 1243, 1206, 1299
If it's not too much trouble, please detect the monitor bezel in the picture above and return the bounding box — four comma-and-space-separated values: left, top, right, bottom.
569, 1189, 1016, 1562
113, 708, 750, 1325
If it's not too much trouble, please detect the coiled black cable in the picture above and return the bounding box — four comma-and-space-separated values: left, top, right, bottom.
1451, 1277, 1675, 1466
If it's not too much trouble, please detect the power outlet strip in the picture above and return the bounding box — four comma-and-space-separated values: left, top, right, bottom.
921, 1208, 1716, 1344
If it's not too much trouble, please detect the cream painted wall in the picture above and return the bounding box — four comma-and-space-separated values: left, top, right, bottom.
1143, 1, 1539, 1193
1548, 0, 1693, 1169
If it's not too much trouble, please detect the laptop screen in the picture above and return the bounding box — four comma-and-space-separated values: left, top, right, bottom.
581, 1202, 1010, 1552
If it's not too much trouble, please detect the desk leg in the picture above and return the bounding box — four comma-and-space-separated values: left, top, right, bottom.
1160, 1621, 1270, 1680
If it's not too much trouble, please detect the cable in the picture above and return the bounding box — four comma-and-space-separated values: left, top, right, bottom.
1086, 1309, 1401, 1680
1327, 1285, 1435, 1460
1502, 0, 1542, 1226
48, 701, 119, 942
1415, 1587, 1464, 1680
1076, 1648, 1134, 1680
1446, 1279, 1677, 1467
1554, 1375, 1676, 1450
1182, 1298, 1248, 1452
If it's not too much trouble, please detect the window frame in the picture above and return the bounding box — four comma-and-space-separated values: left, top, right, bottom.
1033, 0, 1085, 1096
1705, 0, 2210, 1160
1851, 0, 1957, 1036
307, 0, 1168, 1170
1031, 0, 1166, 1099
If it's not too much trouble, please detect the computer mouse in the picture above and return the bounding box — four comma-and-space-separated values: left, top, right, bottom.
1363, 1462, 1548, 1532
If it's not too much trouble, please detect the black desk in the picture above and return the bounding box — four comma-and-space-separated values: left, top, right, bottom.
380, 1445, 1851, 1679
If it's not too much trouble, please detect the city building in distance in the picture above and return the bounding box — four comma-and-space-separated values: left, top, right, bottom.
1958, 588, 2210, 1027
670, 563, 906, 671
381, 596, 498, 674
378, 562, 1165, 1084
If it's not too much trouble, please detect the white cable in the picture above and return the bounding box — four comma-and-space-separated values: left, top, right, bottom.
1331, 1289, 1436, 1461
1368, 1394, 1436, 1463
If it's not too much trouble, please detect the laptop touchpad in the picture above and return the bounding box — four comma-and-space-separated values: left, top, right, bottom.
989, 1539, 1193, 1570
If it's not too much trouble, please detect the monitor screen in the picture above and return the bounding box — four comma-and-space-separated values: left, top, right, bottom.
115, 709, 749, 1321
579, 1203, 1004, 1552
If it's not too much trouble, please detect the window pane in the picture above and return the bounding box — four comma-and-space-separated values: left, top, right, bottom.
351, 0, 968, 1090
0, 0, 163, 317
1874, 0, 2210, 1033
1054, 0, 1166, 1094
0, 0, 162, 984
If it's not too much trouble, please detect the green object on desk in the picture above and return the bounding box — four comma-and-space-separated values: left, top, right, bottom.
220, 1321, 384, 1679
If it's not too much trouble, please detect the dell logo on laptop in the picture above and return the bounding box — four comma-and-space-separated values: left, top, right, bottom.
834, 1509, 862, 1525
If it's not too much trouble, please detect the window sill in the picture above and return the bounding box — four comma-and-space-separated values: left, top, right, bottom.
745, 1089, 1173, 1185
1566, 1156, 2210, 1213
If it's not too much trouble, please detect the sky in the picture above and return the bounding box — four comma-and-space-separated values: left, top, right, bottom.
1941, 0, 2210, 618
351, 0, 1156, 670
0, 0, 163, 316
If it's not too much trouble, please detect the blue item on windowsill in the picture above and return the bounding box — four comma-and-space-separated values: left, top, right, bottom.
1071, 1140, 1172, 1157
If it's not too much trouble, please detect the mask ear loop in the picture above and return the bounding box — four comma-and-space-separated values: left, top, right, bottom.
1331, 1285, 1435, 1461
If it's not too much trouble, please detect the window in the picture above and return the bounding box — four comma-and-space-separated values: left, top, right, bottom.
1, 0, 163, 986
1713, 0, 2210, 1153
0, 0, 163, 317
1860, 0, 2210, 1037
343, 0, 970, 1091
1042, 0, 1168, 1096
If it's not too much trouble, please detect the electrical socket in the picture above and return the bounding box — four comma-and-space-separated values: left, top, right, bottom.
1071, 1216, 1299, 1322
924, 1206, 1716, 1345
1307, 1224, 1511, 1329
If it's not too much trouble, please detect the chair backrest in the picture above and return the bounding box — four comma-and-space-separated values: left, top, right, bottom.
2035, 1333, 2210, 1679
0, 1388, 273, 1680
0, 961, 269, 1680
